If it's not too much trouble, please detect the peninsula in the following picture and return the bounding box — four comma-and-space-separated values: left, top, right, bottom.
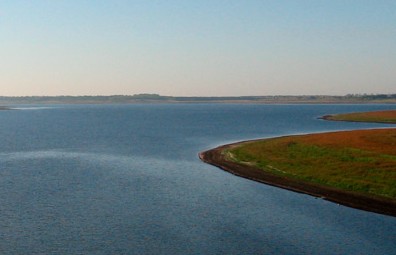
321, 110, 396, 123
200, 110, 396, 217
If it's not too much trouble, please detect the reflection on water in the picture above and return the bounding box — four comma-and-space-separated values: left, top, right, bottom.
0, 104, 395, 254
11, 106, 57, 110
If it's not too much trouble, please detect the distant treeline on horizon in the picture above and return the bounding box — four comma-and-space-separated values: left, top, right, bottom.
0, 93, 395, 104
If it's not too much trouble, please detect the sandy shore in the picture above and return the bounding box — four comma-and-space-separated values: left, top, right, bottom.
199, 141, 396, 217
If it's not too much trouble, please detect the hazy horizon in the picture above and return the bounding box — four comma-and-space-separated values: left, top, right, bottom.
1, 1, 395, 96
0, 92, 394, 98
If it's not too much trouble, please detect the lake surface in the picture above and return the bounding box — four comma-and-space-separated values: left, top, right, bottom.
0, 104, 395, 254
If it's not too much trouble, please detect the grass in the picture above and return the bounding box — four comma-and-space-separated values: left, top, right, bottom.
228, 129, 396, 199
324, 110, 396, 123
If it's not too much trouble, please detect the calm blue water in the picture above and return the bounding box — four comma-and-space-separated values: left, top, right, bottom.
0, 104, 395, 254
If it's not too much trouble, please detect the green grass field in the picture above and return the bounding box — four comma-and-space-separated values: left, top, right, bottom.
228, 129, 396, 199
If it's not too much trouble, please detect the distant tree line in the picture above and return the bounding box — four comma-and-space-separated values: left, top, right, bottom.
345, 94, 396, 100
0, 93, 395, 104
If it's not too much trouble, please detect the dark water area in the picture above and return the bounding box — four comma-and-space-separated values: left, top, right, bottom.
0, 104, 395, 254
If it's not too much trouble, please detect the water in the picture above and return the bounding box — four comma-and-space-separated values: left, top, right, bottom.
0, 104, 395, 254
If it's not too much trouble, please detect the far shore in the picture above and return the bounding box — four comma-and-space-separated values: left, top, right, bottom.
320, 110, 396, 124
0, 94, 396, 104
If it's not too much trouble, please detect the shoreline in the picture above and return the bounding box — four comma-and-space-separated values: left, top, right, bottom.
320, 110, 396, 124
199, 139, 396, 217
0, 94, 396, 104
320, 114, 396, 124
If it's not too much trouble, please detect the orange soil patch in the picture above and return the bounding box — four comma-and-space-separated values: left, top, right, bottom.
323, 110, 396, 123
359, 110, 396, 119
289, 128, 396, 155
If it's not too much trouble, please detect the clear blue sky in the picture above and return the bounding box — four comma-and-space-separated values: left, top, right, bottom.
1, 0, 395, 96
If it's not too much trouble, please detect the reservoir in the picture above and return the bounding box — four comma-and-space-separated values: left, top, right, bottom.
0, 104, 395, 254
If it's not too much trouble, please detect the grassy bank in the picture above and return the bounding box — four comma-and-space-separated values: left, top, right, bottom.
228, 129, 396, 199
200, 109, 396, 215
322, 110, 396, 123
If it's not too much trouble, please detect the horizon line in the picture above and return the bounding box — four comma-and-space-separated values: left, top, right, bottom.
1, 93, 394, 98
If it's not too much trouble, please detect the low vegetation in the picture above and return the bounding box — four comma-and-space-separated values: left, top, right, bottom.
228, 129, 396, 199
323, 110, 396, 123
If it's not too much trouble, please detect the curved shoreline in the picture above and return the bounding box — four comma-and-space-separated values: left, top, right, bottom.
199, 140, 396, 217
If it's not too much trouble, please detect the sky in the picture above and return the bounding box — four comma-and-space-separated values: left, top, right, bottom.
1, 0, 395, 96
